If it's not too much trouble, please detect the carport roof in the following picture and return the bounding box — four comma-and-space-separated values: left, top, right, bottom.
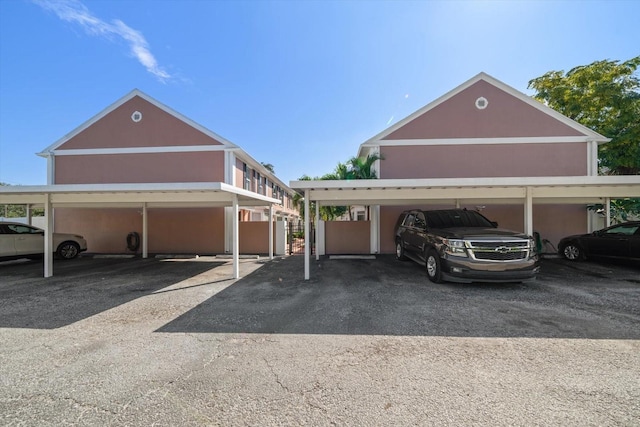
0, 182, 281, 208
290, 175, 640, 206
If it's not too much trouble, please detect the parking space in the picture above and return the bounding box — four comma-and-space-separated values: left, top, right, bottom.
160, 255, 640, 339
0, 257, 228, 329
1, 255, 639, 425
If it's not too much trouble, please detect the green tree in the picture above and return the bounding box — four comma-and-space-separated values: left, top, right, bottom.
1, 182, 44, 218
260, 162, 275, 174
528, 56, 640, 175
318, 167, 347, 221
528, 57, 640, 220
292, 175, 311, 223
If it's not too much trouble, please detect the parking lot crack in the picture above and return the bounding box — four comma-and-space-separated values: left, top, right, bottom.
263, 358, 291, 394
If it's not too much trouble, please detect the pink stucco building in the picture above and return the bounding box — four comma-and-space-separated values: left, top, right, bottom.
38, 89, 299, 255
293, 73, 639, 273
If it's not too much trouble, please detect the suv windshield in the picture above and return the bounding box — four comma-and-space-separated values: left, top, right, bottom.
425, 210, 494, 228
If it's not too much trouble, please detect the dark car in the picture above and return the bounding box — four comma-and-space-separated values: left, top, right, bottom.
558, 221, 640, 262
394, 209, 539, 283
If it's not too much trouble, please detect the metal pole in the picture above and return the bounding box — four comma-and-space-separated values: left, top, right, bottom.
525, 186, 533, 236
304, 189, 310, 280
269, 204, 274, 260
142, 203, 148, 258
315, 200, 319, 261
44, 194, 53, 278
232, 195, 239, 279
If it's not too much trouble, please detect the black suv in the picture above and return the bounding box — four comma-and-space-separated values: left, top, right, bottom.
394, 209, 539, 283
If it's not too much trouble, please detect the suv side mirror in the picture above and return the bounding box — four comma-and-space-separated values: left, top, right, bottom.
490, 221, 498, 227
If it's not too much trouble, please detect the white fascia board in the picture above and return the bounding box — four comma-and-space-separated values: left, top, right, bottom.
532, 185, 640, 199
0, 182, 282, 206
231, 148, 295, 194
38, 89, 142, 155
478, 73, 610, 143
291, 175, 640, 190
357, 73, 487, 157
219, 182, 282, 205
50, 145, 228, 156
38, 89, 239, 156
310, 187, 527, 202
357, 72, 610, 157
361, 136, 595, 148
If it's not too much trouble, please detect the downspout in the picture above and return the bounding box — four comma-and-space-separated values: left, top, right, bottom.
46, 152, 55, 185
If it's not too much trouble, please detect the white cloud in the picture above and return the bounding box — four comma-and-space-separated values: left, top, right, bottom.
34, 0, 172, 82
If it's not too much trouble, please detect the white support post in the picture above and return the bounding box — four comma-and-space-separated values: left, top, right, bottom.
26, 204, 32, 225
525, 186, 533, 236
315, 200, 319, 261
304, 189, 310, 280
455, 199, 461, 208
44, 194, 53, 278
224, 206, 232, 253
370, 205, 379, 254
142, 203, 148, 258
605, 197, 611, 227
232, 195, 239, 279
269, 204, 274, 260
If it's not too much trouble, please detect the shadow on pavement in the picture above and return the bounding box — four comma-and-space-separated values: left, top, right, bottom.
0, 257, 225, 329
158, 255, 640, 339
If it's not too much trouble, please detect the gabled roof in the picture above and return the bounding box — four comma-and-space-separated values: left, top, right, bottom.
358, 72, 610, 157
34, 89, 295, 194
38, 89, 240, 155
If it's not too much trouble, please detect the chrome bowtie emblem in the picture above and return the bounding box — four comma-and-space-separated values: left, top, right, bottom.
495, 246, 510, 254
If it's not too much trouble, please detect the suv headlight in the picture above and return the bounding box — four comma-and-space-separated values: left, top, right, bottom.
444, 239, 468, 257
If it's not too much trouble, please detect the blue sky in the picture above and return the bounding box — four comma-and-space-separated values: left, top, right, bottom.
0, 0, 638, 186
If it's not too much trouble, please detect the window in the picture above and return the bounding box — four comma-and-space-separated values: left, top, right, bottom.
414, 213, 426, 229
605, 225, 639, 236
7, 224, 41, 234
243, 164, 251, 191
257, 172, 263, 194
403, 213, 415, 227
475, 97, 488, 110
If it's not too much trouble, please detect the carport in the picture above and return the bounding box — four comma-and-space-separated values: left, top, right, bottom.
0, 182, 281, 278
291, 175, 640, 279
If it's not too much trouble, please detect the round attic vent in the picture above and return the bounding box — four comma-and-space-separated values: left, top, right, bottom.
131, 111, 143, 122
475, 97, 488, 110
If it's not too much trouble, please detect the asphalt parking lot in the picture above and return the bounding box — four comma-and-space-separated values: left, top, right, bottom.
1, 255, 639, 426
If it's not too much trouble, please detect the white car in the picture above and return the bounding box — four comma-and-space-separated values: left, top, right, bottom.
0, 221, 87, 261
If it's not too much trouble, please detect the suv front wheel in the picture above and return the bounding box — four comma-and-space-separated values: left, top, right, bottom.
395, 240, 407, 261
425, 249, 442, 283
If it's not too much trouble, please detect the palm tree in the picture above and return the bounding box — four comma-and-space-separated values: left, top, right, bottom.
345, 152, 383, 220
346, 152, 382, 179
318, 171, 347, 220
293, 175, 312, 223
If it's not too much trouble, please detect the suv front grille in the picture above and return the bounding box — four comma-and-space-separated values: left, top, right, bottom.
467, 241, 530, 261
